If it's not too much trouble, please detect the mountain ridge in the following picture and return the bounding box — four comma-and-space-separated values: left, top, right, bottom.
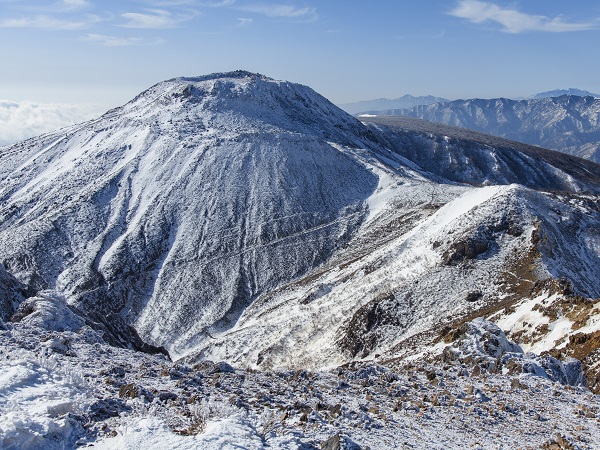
363, 95, 600, 163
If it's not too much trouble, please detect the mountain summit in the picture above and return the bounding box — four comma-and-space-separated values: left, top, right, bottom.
0, 71, 392, 356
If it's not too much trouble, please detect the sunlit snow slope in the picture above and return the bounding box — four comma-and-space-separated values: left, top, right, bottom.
0, 72, 408, 356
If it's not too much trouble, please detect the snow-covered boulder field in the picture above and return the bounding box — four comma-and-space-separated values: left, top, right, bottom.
1, 313, 600, 449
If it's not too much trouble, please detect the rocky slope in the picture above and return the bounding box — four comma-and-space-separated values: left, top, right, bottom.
369, 95, 600, 163
1, 296, 598, 450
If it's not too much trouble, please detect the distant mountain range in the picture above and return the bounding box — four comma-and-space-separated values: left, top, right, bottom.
339, 94, 448, 115
363, 95, 600, 163
342, 89, 600, 116
530, 88, 600, 99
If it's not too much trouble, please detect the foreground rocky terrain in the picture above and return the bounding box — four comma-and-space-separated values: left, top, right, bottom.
1, 297, 599, 449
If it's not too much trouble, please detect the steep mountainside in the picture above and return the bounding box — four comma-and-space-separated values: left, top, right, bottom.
370, 96, 600, 163
0, 72, 599, 373
0, 71, 394, 355
338, 94, 447, 115
362, 116, 600, 191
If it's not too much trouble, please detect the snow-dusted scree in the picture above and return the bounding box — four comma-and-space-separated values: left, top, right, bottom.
1, 301, 599, 449
1, 71, 600, 448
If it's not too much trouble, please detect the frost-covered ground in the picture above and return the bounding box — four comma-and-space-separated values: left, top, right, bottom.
1, 301, 600, 449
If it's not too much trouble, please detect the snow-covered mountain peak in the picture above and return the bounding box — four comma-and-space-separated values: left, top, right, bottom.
2, 74, 600, 449
0, 71, 396, 358
106, 70, 367, 146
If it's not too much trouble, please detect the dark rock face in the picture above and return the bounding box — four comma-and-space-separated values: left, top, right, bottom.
337, 293, 405, 359
443, 238, 490, 265
465, 291, 483, 303
0, 263, 27, 322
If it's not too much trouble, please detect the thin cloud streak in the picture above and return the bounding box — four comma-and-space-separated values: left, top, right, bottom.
0, 14, 102, 30
120, 8, 198, 28
450, 0, 597, 33
148, 1, 200, 5
235, 17, 253, 27
83, 33, 165, 46
4, 0, 92, 13
197, 0, 236, 6
54, 0, 91, 11
238, 3, 318, 21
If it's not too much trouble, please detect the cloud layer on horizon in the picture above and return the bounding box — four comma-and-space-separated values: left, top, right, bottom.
0, 100, 104, 146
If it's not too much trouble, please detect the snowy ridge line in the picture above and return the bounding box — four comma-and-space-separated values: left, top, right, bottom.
179, 184, 519, 368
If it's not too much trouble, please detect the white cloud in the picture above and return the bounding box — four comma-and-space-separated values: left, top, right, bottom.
235, 17, 253, 27
83, 33, 165, 46
450, 0, 597, 33
172, 1, 318, 22
148, 0, 199, 5
238, 3, 318, 21
120, 8, 198, 28
54, 0, 91, 10
0, 101, 105, 147
0, 14, 101, 30
197, 0, 236, 6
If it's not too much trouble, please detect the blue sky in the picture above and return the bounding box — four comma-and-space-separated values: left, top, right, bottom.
1, 0, 600, 109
